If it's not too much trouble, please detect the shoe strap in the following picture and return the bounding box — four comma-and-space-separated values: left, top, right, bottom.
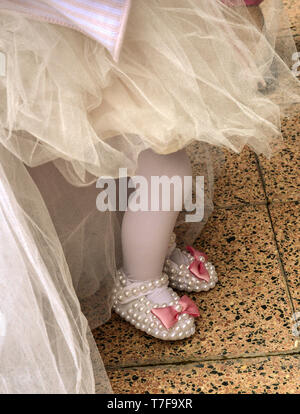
116, 271, 169, 304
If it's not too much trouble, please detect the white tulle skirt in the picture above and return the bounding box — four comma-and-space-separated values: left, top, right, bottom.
0, 0, 299, 393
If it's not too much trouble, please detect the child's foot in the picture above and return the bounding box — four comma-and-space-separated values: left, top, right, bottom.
112, 269, 200, 340
163, 233, 218, 293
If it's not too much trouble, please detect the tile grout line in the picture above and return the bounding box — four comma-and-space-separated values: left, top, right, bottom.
254, 153, 296, 315
215, 199, 299, 210
105, 349, 300, 373
214, 201, 267, 210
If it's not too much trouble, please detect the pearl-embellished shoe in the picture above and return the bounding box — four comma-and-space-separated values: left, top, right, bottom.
164, 233, 218, 293
112, 269, 200, 341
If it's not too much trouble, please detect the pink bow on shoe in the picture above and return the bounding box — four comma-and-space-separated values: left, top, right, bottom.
186, 245, 210, 283
151, 295, 200, 329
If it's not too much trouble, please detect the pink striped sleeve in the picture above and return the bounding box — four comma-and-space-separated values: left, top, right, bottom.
0, 0, 132, 62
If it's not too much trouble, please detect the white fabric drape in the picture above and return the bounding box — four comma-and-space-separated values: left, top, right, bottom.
0, 0, 299, 393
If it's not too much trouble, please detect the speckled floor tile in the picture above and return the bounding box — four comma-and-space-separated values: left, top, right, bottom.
267, 0, 300, 203
269, 201, 300, 311
212, 147, 265, 208
263, 0, 300, 106
188, 143, 265, 208
258, 111, 300, 202
188, 109, 300, 209
280, 101, 300, 118
187, 139, 266, 209
93, 205, 295, 368
108, 354, 300, 394
282, 0, 300, 36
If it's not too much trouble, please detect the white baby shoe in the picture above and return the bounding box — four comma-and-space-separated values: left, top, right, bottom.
112, 269, 200, 341
163, 233, 218, 293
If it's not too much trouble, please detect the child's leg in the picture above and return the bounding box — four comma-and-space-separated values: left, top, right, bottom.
115, 149, 198, 339
121, 148, 192, 286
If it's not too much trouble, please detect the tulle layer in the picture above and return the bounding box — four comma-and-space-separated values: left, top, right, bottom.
0, 0, 299, 394
0, 147, 112, 393
0, 0, 299, 185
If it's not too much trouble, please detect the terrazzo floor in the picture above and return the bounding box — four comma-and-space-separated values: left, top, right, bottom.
92, 1, 300, 394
